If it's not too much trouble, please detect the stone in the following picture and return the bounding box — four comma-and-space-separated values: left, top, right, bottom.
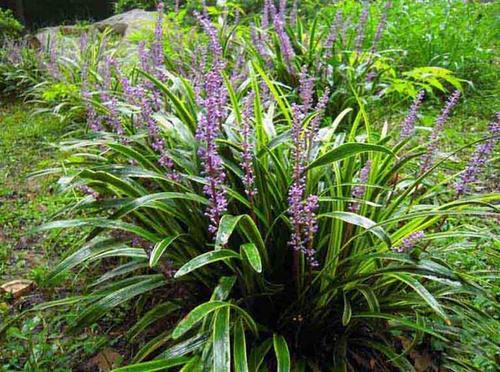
92, 9, 157, 37
1, 279, 35, 298
32, 9, 157, 48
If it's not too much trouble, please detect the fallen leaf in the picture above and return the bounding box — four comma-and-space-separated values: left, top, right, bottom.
1, 279, 35, 298
90, 348, 122, 371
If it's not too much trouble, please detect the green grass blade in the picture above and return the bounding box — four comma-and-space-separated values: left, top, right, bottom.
273, 334, 291, 372
174, 250, 241, 278
213, 307, 231, 372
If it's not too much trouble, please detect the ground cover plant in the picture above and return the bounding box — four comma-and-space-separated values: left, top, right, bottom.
0, 0, 498, 370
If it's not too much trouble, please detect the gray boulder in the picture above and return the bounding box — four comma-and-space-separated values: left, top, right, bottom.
92, 9, 157, 37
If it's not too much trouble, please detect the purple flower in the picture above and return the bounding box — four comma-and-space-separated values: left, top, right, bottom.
287, 84, 323, 267
370, 1, 391, 53
195, 13, 229, 235
151, 2, 165, 68
79, 32, 89, 54
45, 38, 60, 79
400, 90, 425, 139
288, 104, 307, 250
349, 160, 371, 212
279, 0, 287, 21
298, 66, 315, 115
355, 3, 369, 53
421, 90, 461, 171
340, 16, 352, 48
240, 93, 257, 198
138, 41, 151, 73
393, 231, 425, 253
308, 88, 330, 144
262, 0, 270, 29
455, 113, 500, 195
303, 195, 320, 267
129, 83, 177, 179
274, 12, 295, 72
83, 91, 103, 132
78, 185, 99, 199
251, 25, 270, 65
290, 0, 298, 25
325, 9, 343, 57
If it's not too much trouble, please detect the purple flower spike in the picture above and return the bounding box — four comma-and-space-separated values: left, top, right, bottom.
303, 195, 320, 267
83, 91, 103, 132
46, 38, 60, 79
355, 3, 370, 53
308, 88, 330, 144
298, 66, 316, 115
325, 9, 343, 58
287, 92, 323, 267
290, 0, 299, 25
279, 0, 287, 21
195, 12, 229, 236
421, 90, 461, 171
455, 113, 500, 195
151, 2, 165, 68
349, 160, 371, 212
79, 32, 89, 53
370, 1, 391, 53
393, 231, 425, 253
274, 12, 295, 72
401, 90, 425, 140
240, 93, 257, 198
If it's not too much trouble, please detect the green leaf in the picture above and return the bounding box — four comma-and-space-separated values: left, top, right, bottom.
241, 243, 262, 273
388, 273, 450, 324
212, 276, 237, 301
342, 292, 352, 326
48, 239, 129, 281
308, 143, 395, 170
128, 302, 180, 341
172, 301, 229, 339
273, 334, 291, 372
180, 356, 202, 372
36, 218, 160, 244
75, 275, 165, 330
233, 319, 249, 372
216, 215, 243, 249
319, 211, 391, 248
159, 334, 208, 360
213, 307, 231, 372
174, 250, 241, 278
249, 338, 272, 371
351, 313, 448, 341
213, 214, 268, 267
149, 235, 182, 267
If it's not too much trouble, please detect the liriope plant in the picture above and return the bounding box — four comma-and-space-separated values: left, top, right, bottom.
24, 7, 499, 370
241, 0, 464, 117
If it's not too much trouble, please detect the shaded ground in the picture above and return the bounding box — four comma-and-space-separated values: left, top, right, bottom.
0, 101, 67, 282
0, 102, 110, 370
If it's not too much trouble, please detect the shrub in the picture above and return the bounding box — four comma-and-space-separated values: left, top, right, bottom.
1, 1, 498, 370
0, 8, 24, 39
25, 4, 499, 370
113, 0, 159, 13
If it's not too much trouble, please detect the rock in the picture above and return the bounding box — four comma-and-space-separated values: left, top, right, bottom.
32, 9, 157, 48
1, 279, 35, 298
90, 348, 122, 371
92, 9, 157, 37
34, 25, 82, 45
